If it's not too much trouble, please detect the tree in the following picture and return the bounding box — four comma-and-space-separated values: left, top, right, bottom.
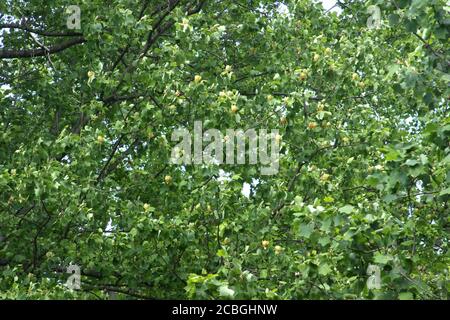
0, 0, 448, 299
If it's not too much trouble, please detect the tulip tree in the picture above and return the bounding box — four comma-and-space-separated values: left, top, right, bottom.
0, 0, 448, 299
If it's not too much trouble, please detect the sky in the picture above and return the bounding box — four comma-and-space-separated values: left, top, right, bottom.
320, 0, 337, 9
319, 0, 341, 13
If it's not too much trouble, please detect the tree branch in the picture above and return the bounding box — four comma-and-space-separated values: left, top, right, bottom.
0, 36, 86, 59
0, 23, 83, 37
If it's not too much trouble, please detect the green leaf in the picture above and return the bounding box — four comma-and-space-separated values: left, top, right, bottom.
386, 150, 400, 161
259, 269, 268, 279
374, 253, 393, 265
405, 159, 419, 166
338, 205, 355, 214
398, 292, 414, 300
439, 187, 450, 196
218, 285, 235, 298
318, 236, 330, 247
318, 263, 332, 276
405, 19, 417, 33
388, 13, 400, 26
217, 249, 226, 257
298, 223, 314, 239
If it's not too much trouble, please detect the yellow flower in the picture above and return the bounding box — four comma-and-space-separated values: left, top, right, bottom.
274, 245, 283, 255
97, 135, 105, 144
87, 70, 95, 84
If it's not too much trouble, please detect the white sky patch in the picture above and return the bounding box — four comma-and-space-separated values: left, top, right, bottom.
318, 0, 342, 14
242, 182, 251, 198
242, 178, 260, 198
277, 3, 290, 16
272, 1, 341, 18
104, 218, 114, 235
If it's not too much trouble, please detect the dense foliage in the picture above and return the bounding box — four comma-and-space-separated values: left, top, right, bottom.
0, 0, 448, 299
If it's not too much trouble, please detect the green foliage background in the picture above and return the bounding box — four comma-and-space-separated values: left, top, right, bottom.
0, 0, 448, 299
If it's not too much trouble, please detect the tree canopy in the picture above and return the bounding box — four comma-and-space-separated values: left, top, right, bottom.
0, 0, 448, 299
